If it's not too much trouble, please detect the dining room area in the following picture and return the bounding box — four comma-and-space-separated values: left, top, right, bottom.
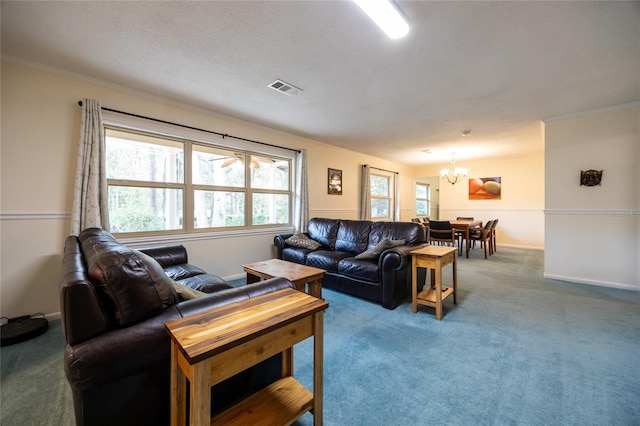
412, 216, 498, 260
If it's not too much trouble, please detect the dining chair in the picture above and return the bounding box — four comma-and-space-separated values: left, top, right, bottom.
469, 220, 494, 259
490, 219, 499, 253
428, 220, 461, 255
411, 218, 422, 224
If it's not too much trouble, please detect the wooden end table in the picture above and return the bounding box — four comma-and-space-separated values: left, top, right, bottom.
243, 259, 325, 299
410, 246, 458, 320
165, 288, 328, 426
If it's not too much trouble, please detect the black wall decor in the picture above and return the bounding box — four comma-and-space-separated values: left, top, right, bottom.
580, 169, 603, 186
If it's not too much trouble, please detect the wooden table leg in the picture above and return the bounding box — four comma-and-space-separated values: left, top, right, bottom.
170, 342, 186, 426
313, 311, 324, 426
435, 260, 443, 320
452, 254, 458, 304
411, 258, 418, 313
282, 346, 293, 377
308, 279, 322, 298
465, 228, 471, 258
246, 272, 260, 284
190, 359, 212, 426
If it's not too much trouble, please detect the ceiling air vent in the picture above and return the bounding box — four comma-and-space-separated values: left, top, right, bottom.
268, 79, 302, 96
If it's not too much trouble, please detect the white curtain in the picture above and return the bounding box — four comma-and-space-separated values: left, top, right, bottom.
293, 149, 309, 232
360, 164, 371, 220
70, 99, 110, 235
394, 172, 400, 221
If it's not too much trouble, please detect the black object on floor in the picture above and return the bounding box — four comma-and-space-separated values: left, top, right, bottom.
0, 315, 48, 347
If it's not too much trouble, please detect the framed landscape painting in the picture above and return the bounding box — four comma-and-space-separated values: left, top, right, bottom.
469, 177, 501, 200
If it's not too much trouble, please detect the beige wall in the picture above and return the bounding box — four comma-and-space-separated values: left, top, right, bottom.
544, 104, 640, 290
413, 151, 546, 249
0, 60, 414, 318
8, 58, 622, 319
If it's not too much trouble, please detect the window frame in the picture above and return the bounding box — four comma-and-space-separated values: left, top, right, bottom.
415, 182, 430, 218
102, 112, 295, 238
369, 171, 395, 221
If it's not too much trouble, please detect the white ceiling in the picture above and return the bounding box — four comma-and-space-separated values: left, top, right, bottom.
2, 1, 638, 166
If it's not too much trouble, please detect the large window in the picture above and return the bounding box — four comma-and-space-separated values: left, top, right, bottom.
416, 183, 430, 217
370, 172, 394, 220
105, 127, 292, 235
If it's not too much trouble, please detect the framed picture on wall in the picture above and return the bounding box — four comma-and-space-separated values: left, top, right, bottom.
469, 177, 501, 200
328, 168, 342, 195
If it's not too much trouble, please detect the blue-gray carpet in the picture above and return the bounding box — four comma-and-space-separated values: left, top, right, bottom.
2, 247, 639, 425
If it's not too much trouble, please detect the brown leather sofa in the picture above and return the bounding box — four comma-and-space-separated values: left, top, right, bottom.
275, 218, 428, 309
60, 227, 295, 426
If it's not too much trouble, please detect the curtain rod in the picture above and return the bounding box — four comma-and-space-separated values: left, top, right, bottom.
364, 164, 398, 174
78, 101, 301, 153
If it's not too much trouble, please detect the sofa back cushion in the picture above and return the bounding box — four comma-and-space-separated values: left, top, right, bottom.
307, 218, 340, 249
79, 228, 178, 326
369, 222, 425, 246
335, 220, 372, 254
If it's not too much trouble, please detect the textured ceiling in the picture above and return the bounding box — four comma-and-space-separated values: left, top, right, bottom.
2, 1, 638, 165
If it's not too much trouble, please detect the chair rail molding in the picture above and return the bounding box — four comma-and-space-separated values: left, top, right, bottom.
440, 208, 542, 213
0, 212, 70, 220
544, 209, 640, 216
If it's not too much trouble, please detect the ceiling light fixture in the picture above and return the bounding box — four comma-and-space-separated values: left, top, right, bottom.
353, 0, 409, 39
440, 153, 468, 185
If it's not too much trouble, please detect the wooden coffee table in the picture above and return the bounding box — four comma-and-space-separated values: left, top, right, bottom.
243, 259, 325, 298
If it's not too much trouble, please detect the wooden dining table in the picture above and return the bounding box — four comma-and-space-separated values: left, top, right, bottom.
449, 219, 482, 258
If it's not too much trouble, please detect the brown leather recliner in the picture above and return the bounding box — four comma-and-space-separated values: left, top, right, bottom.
60, 228, 295, 426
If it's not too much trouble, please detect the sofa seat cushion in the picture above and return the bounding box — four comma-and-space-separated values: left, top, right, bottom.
282, 247, 314, 264
306, 250, 352, 273
163, 264, 230, 293
338, 258, 379, 283
163, 263, 207, 280
178, 275, 232, 293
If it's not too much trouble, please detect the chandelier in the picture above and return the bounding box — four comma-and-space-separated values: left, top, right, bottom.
440, 154, 468, 185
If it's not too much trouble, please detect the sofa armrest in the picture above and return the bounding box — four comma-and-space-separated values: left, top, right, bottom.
66, 278, 295, 391
138, 245, 188, 268
379, 243, 427, 270
274, 234, 295, 259
65, 306, 182, 391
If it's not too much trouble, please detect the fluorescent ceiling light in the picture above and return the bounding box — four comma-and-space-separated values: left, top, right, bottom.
354, 0, 409, 39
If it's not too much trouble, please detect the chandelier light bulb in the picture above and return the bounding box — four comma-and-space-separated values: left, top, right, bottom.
440, 154, 468, 185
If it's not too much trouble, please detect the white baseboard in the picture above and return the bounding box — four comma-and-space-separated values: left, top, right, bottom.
45, 312, 61, 321
544, 274, 640, 292
224, 273, 246, 282
498, 243, 544, 250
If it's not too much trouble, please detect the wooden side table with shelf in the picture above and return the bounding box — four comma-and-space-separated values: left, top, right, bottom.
165, 288, 329, 426
410, 245, 458, 320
